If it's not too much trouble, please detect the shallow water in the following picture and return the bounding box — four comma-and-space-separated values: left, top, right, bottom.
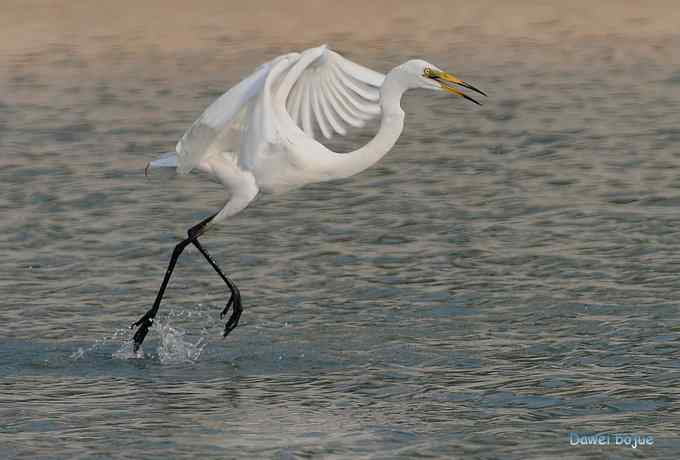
2, 2, 680, 458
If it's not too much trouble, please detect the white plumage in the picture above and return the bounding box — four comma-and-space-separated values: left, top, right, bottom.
133, 44, 485, 351
148, 44, 483, 224
175, 46, 383, 174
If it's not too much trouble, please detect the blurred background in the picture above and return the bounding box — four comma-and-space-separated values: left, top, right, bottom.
1, 1, 679, 459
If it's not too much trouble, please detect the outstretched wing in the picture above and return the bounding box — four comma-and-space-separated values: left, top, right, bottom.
284, 46, 385, 139
174, 54, 296, 175
174, 45, 385, 175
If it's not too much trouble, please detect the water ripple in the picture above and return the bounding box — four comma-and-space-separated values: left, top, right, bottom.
2, 5, 680, 459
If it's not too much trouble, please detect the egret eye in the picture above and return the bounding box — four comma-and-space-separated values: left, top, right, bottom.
423, 68, 432, 77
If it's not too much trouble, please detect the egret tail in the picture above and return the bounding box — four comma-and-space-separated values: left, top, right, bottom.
145, 152, 178, 177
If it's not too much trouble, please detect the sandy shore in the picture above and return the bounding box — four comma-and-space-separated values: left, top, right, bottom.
2, 0, 679, 57
1, 0, 678, 105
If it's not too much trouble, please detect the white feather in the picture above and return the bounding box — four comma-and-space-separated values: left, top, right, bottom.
165, 45, 448, 203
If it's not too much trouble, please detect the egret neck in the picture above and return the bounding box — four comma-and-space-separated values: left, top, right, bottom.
318, 67, 407, 181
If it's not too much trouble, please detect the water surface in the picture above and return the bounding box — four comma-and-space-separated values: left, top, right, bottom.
1, 1, 679, 458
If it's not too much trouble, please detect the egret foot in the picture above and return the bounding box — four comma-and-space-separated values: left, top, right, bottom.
220, 289, 239, 319
131, 314, 154, 352
222, 291, 243, 337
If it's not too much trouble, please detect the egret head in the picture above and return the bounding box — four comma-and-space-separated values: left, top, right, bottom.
398, 59, 487, 105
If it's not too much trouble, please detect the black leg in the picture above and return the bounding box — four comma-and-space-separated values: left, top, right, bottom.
130, 213, 217, 352
191, 238, 243, 337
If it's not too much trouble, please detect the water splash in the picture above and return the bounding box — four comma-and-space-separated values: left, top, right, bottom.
111, 338, 145, 360
71, 327, 136, 360
71, 306, 213, 363
111, 319, 208, 363
156, 320, 207, 364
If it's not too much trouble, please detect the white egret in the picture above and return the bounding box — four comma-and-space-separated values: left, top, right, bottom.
131, 44, 486, 351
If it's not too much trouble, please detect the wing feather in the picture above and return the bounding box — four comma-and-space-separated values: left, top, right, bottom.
311, 77, 332, 139
172, 45, 385, 175
317, 76, 348, 135
325, 75, 364, 128
174, 61, 273, 174
321, 75, 367, 128
330, 61, 380, 102
281, 45, 384, 141
287, 81, 303, 126
299, 75, 314, 138
329, 50, 385, 87
327, 65, 381, 117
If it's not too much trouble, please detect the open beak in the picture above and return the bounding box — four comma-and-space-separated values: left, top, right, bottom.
429, 70, 487, 105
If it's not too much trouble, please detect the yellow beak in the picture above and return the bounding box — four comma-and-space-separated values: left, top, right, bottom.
429, 70, 487, 105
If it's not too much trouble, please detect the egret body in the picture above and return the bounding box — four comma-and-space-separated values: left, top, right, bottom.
131, 45, 486, 351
